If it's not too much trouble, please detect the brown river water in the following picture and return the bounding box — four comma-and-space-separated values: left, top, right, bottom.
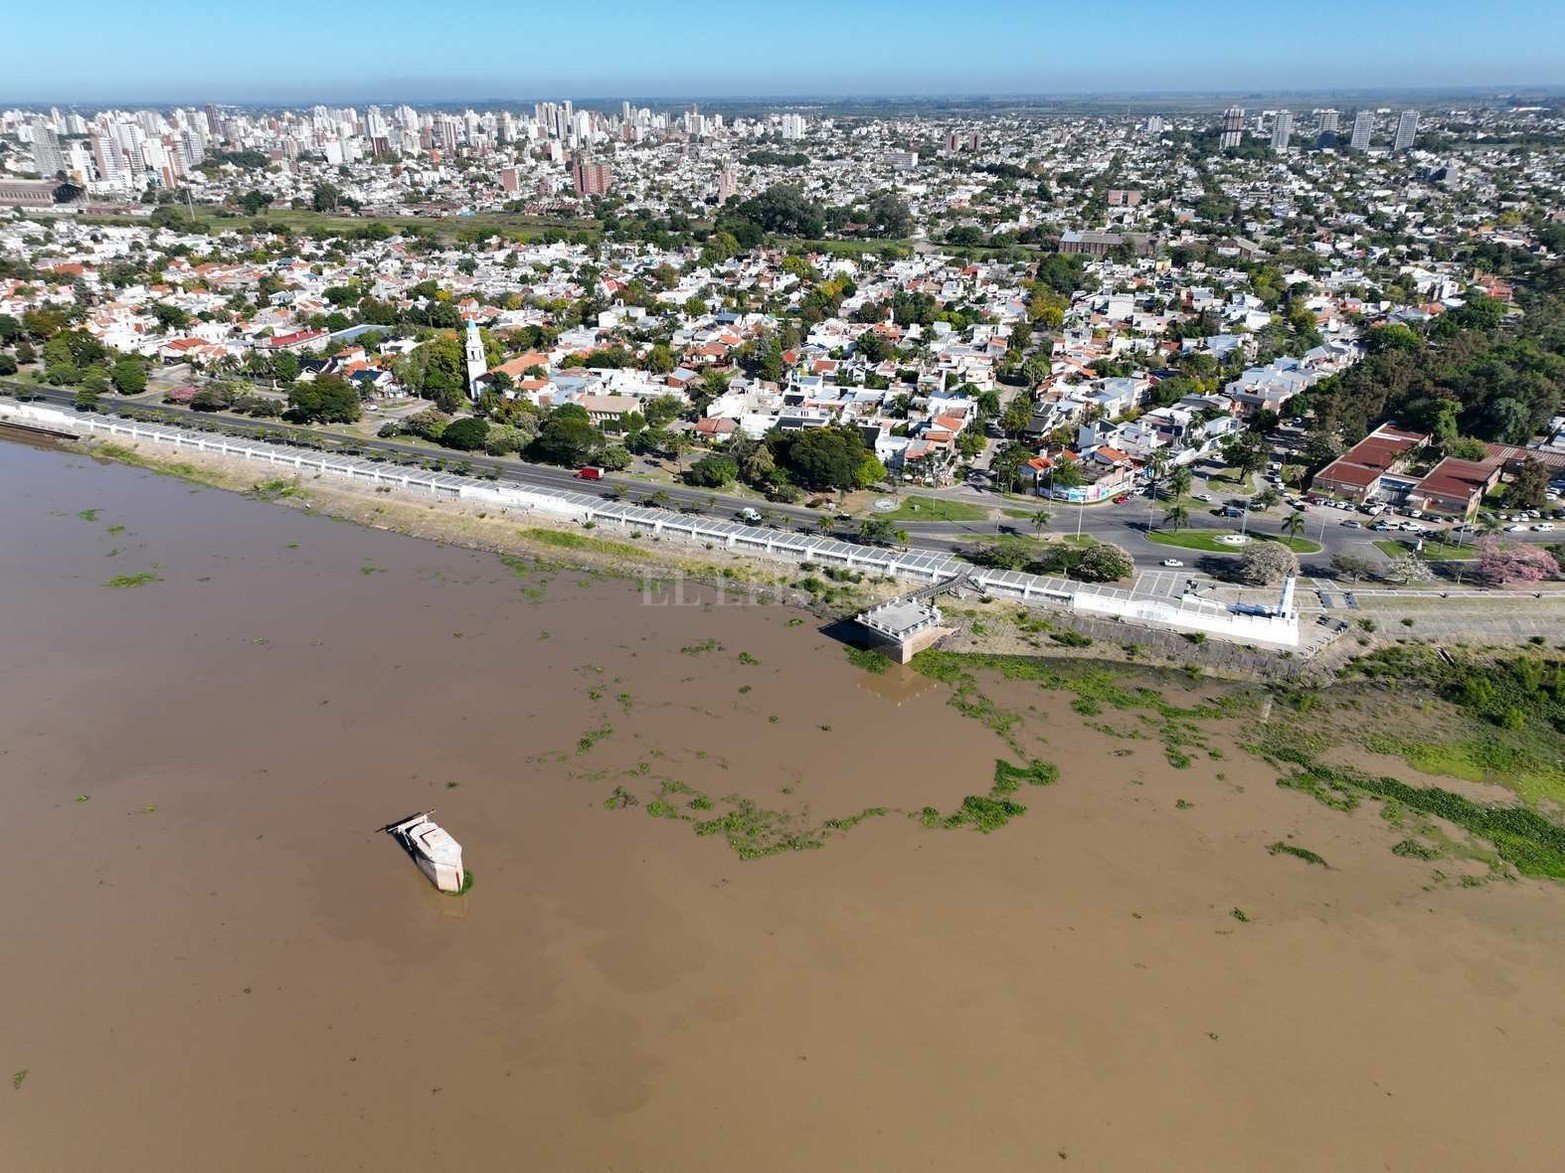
3, 438, 1564, 1171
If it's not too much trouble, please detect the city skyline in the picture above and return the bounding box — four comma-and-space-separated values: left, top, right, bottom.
6, 0, 1565, 105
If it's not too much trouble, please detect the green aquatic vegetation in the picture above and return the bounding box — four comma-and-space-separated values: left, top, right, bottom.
694, 798, 825, 860
919, 794, 1027, 833
991, 758, 1060, 793
822, 807, 889, 832
1230, 908, 1250, 923
104, 571, 160, 588
106, 524, 124, 534
845, 645, 892, 674
604, 787, 638, 810
1363, 730, 1565, 809
681, 638, 724, 656
12, 1070, 26, 1090
1273, 756, 1565, 880
78, 508, 100, 522
737, 651, 760, 666
576, 724, 613, 754
1267, 841, 1328, 867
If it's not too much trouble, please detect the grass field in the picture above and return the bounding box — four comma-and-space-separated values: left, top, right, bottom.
1148, 529, 1321, 555
878, 495, 989, 523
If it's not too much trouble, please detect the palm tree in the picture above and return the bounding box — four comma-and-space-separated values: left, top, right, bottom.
1281, 511, 1305, 540
1477, 512, 1502, 538
1163, 503, 1190, 531
816, 515, 835, 535
1030, 509, 1051, 535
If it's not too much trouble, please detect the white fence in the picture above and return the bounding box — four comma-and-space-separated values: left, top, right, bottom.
1, 400, 1303, 647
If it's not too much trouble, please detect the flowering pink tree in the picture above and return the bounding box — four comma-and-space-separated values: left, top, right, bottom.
1477, 538, 1559, 586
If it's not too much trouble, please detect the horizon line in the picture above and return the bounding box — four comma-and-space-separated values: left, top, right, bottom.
5, 83, 1565, 111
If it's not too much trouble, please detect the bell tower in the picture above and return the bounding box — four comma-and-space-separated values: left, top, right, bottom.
464, 319, 487, 400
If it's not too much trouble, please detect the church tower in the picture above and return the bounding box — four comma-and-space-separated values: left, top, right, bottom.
464, 319, 487, 400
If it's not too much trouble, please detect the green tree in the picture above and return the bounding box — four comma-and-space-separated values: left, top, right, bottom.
150, 303, 190, 331
529, 408, 602, 467
73, 385, 101, 411
772, 426, 869, 491
439, 417, 490, 451
1510, 456, 1550, 510
685, 453, 738, 488
1162, 503, 1190, 531
287, 374, 361, 423
858, 517, 897, 545
110, 356, 147, 395
1030, 509, 1051, 535
1074, 543, 1133, 582
1281, 511, 1306, 540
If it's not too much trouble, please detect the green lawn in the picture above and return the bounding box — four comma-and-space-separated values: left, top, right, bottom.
1374, 538, 1478, 561
1148, 529, 1322, 555
879, 495, 989, 522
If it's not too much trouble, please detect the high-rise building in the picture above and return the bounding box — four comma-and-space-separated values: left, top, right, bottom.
1145, 115, 1165, 136
1219, 106, 1244, 150
1271, 110, 1293, 153
717, 163, 738, 204
1317, 109, 1340, 135
500, 167, 519, 193
570, 154, 612, 197
1393, 109, 1419, 151
30, 120, 65, 177
1349, 109, 1374, 151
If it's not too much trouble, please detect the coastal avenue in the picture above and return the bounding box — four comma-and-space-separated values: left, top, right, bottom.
1, 382, 1465, 571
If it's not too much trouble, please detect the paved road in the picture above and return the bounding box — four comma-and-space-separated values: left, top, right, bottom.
6, 382, 1554, 577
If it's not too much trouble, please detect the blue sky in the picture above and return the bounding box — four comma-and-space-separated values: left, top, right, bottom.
6, 0, 1564, 104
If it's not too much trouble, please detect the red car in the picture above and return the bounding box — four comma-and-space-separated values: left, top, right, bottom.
1112, 494, 1130, 505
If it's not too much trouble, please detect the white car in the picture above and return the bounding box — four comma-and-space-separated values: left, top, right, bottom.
1160, 558, 1185, 567
1506, 524, 1529, 532
1533, 523, 1556, 532
1194, 493, 1212, 503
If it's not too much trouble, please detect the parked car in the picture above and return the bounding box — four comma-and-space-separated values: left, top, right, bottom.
1160, 558, 1185, 567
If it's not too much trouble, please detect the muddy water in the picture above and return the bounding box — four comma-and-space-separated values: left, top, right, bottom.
3, 441, 1565, 1172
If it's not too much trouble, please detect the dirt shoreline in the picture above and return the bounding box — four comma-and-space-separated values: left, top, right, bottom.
67, 432, 1351, 681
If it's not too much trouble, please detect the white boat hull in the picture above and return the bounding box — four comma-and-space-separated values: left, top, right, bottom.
385, 813, 465, 894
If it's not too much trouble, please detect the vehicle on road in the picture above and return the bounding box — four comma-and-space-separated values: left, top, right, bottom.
1533, 522, 1556, 532
1194, 493, 1212, 502
1506, 523, 1528, 532
1112, 494, 1130, 505
1160, 558, 1185, 567
1341, 519, 1363, 528
738, 507, 763, 523
574, 466, 605, 480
